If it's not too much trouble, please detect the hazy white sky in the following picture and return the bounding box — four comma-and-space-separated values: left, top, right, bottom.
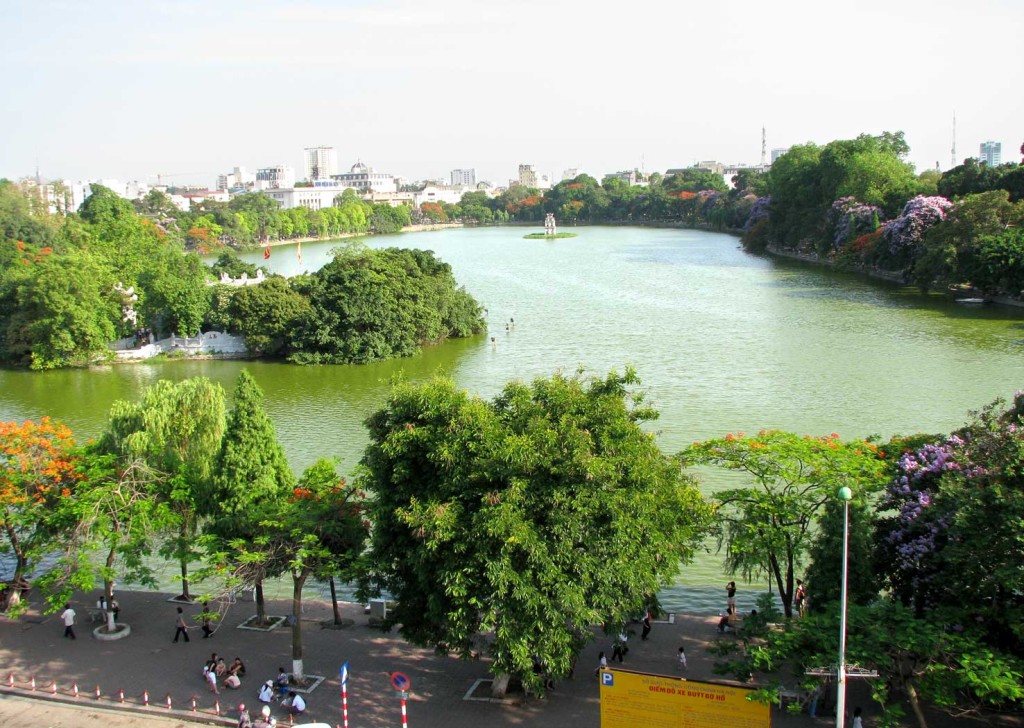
3, 0, 1021, 187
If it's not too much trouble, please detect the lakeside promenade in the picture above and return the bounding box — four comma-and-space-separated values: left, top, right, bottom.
0, 589, 1007, 728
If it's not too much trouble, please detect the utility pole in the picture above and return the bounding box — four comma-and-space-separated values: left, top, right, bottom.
950, 112, 957, 169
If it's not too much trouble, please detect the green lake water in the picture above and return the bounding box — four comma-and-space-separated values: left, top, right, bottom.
2, 226, 1022, 613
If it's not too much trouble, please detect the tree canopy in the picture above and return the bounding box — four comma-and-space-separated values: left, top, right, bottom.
360, 369, 714, 694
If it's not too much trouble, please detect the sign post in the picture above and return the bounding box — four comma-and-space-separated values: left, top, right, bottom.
390, 672, 411, 728
339, 662, 350, 728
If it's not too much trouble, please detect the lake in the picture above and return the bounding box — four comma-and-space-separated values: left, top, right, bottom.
2, 225, 1022, 613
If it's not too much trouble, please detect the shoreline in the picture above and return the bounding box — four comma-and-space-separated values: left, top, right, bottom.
241, 221, 466, 250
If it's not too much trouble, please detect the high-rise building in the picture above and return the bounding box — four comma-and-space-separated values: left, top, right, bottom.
304, 146, 338, 182
450, 168, 476, 187
518, 164, 537, 188
979, 141, 1002, 166
771, 148, 790, 163
255, 165, 296, 190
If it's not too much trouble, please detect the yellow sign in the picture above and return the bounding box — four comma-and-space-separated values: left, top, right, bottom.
599, 668, 771, 728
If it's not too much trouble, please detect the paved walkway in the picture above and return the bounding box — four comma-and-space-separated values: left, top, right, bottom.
0, 589, 1012, 727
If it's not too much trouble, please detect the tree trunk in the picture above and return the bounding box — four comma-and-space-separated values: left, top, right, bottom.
906, 681, 929, 728
179, 558, 191, 602
329, 576, 342, 625
490, 672, 511, 698
291, 570, 308, 682
255, 581, 267, 624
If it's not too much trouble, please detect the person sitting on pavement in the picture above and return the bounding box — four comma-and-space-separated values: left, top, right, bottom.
275, 667, 289, 700
229, 657, 247, 678
282, 691, 306, 715
717, 606, 737, 633
257, 680, 274, 704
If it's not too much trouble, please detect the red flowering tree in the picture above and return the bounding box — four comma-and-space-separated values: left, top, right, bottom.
0, 418, 83, 613
680, 430, 888, 617
230, 458, 368, 681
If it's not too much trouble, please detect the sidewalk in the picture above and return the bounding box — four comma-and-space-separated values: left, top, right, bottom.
0, 589, 1007, 728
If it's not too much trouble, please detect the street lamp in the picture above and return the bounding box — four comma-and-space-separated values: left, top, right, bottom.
836, 485, 853, 728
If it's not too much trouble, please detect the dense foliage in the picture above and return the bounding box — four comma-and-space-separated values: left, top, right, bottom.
0, 182, 485, 369
360, 369, 714, 694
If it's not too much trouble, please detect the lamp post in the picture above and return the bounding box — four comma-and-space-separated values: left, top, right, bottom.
835, 486, 852, 728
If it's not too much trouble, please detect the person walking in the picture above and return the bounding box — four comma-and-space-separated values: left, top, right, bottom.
611, 632, 628, 663
641, 610, 652, 641
200, 601, 213, 638
60, 604, 76, 640
594, 651, 608, 678
173, 606, 190, 643
677, 646, 687, 671
852, 706, 864, 728
726, 581, 736, 611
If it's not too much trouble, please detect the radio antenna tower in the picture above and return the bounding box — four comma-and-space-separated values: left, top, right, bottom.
761, 126, 767, 167
950, 112, 957, 169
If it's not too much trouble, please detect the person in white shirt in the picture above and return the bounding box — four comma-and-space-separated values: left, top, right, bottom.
257, 680, 274, 704
60, 604, 76, 640
283, 691, 305, 714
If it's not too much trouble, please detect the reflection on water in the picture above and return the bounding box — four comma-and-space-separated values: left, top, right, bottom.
2, 226, 1022, 611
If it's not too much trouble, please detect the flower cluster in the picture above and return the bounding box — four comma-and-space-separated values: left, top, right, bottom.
882, 195, 952, 253
744, 196, 771, 231
827, 197, 883, 249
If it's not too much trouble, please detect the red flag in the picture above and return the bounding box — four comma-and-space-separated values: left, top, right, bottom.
263, 246, 271, 260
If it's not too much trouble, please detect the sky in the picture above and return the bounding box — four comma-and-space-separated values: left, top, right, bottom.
2, 0, 1022, 188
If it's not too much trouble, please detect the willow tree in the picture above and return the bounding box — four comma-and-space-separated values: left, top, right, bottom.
100, 377, 226, 601
206, 370, 293, 624
362, 369, 714, 696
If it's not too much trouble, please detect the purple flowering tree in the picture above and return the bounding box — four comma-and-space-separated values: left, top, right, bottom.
881, 195, 952, 260
743, 195, 771, 231
826, 196, 883, 251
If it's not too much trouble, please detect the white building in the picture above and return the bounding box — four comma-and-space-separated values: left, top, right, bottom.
265, 185, 346, 211
414, 185, 469, 207
562, 168, 581, 181
330, 162, 396, 193
450, 168, 476, 187
518, 164, 537, 188
217, 166, 255, 191
771, 148, 790, 163
255, 165, 296, 190
304, 146, 338, 182
979, 141, 1002, 166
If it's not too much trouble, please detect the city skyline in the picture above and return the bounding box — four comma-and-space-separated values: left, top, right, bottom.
2, 0, 1021, 188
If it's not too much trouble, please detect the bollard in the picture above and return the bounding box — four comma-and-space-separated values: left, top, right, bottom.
72, 682, 79, 699
95, 685, 101, 700
166, 693, 172, 710
49, 680, 57, 695
29, 675, 36, 691
191, 695, 197, 712
118, 688, 125, 704
143, 689, 149, 706
214, 700, 221, 716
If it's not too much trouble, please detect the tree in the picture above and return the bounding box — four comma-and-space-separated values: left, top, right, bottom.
207, 370, 293, 625
100, 377, 226, 601
228, 276, 312, 356
228, 192, 281, 243
138, 248, 210, 338
361, 369, 714, 695
250, 459, 367, 681
0, 418, 83, 613
38, 450, 173, 632
681, 431, 888, 617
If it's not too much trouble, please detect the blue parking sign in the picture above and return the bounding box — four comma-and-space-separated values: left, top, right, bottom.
601, 671, 614, 687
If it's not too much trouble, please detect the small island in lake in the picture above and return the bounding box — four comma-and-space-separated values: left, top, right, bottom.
524, 212, 577, 239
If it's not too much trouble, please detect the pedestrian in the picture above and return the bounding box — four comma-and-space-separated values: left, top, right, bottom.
60, 603, 76, 640
641, 610, 652, 641
201, 601, 213, 638
611, 632, 628, 663
852, 706, 864, 728
275, 667, 289, 700
594, 651, 608, 678
726, 581, 736, 610
173, 606, 190, 643
795, 580, 806, 617
677, 646, 687, 671
257, 680, 274, 704
253, 704, 276, 728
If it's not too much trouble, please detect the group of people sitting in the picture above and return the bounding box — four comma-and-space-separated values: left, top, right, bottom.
256, 667, 306, 716
202, 653, 247, 694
